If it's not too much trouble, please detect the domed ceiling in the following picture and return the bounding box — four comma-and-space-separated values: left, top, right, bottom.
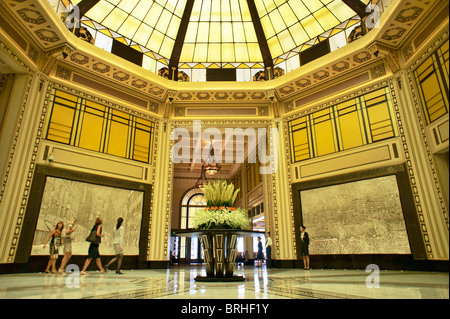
64, 0, 373, 74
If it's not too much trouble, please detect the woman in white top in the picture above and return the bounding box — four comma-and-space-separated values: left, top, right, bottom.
58, 218, 77, 273
105, 217, 124, 274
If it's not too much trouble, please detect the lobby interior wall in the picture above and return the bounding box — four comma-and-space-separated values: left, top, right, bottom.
14, 164, 152, 272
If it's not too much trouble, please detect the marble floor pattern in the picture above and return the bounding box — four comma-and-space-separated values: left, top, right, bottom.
0, 265, 447, 299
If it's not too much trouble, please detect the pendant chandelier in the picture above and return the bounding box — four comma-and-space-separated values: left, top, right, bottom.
195, 142, 221, 189
204, 141, 221, 176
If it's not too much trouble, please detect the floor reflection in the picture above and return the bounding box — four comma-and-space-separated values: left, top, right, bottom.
0, 265, 447, 299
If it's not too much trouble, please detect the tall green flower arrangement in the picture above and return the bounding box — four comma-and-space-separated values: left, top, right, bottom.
193, 180, 250, 230
202, 180, 240, 207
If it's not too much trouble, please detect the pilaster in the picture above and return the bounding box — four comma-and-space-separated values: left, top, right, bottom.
394, 70, 449, 260
271, 118, 296, 261
147, 119, 173, 262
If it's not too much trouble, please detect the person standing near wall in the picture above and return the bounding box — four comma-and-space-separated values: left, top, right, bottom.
300, 225, 310, 270
43, 221, 64, 273
105, 217, 125, 274
265, 232, 273, 268
256, 236, 264, 267
81, 217, 105, 275
58, 218, 77, 273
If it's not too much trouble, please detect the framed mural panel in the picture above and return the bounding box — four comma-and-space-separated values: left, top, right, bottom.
30, 177, 144, 256
300, 175, 411, 255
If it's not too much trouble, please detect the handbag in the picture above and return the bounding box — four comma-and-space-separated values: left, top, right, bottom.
86, 229, 100, 244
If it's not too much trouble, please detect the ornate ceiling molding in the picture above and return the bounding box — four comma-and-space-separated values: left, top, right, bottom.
0, 0, 445, 107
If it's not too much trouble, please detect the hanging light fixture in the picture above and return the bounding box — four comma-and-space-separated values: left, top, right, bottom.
204, 141, 221, 176
195, 162, 208, 190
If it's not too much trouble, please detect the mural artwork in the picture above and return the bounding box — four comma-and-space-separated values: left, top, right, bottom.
301, 175, 411, 255
31, 177, 143, 256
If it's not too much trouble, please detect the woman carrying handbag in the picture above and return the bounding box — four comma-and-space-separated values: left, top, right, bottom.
81, 217, 105, 275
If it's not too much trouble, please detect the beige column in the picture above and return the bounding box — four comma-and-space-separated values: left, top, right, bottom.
147, 119, 173, 262
270, 118, 296, 261
0, 71, 46, 263
395, 71, 449, 260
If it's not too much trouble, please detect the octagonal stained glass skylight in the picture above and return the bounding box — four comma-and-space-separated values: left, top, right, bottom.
49, 0, 384, 80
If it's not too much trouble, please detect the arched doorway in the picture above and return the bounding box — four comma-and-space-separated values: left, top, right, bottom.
174, 188, 206, 263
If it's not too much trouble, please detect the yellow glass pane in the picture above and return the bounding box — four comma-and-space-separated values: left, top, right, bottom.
197, 22, 210, 42
416, 57, 433, 79
278, 29, 296, 52
301, 15, 324, 38
222, 22, 233, 42
133, 129, 150, 162
289, 0, 309, 21
50, 104, 75, 128
303, 0, 323, 12
160, 37, 175, 58
155, 9, 172, 34
209, 23, 221, 42
108, 121, 128, 157
136, 117, 153, 128
117, 15, 140, 39
339, 112, 363, 150
230, 0, 242, 21
194, 43, 208, 62
239, 0, 252, 20
117, 0, 139, 14
262, 0, 276, 13
248, 43, 263, 61
85, 100, 105, 115
180, 43, 195, 61
363, 88, 386, 101
200, 0, 212, 21
112, 109, 129, 121
131, 1, 153, 20
134, 23, 153, 45
79, 113, 103, 152
221, 0, 231, 21
267, 37, 283, 60
148, 30, 165, 52
167, 16, 181, 39
144, 2, 164, 26
327, 0, 356, 22
86, 1, 115, 22
211, 0, 221, 21
315, 121, 335, 156
243, 22, 258, 42
279, 3, 298, 27
261, 16, 276, 38
174, 0, 187, 17
55, 90, 78, 104
367, 103, 394, 141
233, 23, 246, 42
254, 0, 267, 16
314, 7, 339, 30
235, 43, 250, 61
269, 10, 286, 33
102, 7, 128, 31
367, 103, 390, 124
289, 23, 309, 46
222, 43, 235, 61
185, 22, 198, 42
292, 129, 309, 161
47, 104, 75, 144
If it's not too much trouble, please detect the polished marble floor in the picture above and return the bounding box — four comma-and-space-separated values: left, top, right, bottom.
0, 265, 448, 299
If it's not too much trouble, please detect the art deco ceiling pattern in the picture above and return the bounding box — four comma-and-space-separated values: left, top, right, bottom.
75, 0, 370, 68
0, 0, 444, 107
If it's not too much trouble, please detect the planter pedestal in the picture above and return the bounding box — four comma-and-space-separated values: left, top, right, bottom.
175, 229, 264, 282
